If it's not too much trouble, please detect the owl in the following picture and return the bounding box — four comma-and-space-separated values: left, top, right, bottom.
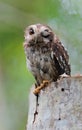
23, 23, 71, 95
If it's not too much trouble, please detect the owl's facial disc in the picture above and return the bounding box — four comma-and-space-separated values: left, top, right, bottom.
24, 24, 54, 47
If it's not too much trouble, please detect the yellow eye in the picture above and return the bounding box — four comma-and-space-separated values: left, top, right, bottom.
29, 28, 34, 35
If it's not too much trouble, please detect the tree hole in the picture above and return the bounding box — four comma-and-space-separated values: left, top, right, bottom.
61, 88, 65, 92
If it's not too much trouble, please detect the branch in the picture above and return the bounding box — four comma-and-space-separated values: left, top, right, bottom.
27, 76, 82, 130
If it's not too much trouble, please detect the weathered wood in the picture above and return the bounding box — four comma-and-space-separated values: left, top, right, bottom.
27, 76, 82, 130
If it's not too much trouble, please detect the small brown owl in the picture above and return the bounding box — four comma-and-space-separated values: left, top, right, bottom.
23, 23, 71, 94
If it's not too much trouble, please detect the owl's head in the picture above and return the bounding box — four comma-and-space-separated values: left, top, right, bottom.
24, 23, 54, 47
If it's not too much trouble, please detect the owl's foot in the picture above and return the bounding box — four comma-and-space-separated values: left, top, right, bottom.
33, 80, 49, 95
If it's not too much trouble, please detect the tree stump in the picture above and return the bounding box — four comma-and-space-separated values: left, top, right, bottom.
27, 76, 82, 130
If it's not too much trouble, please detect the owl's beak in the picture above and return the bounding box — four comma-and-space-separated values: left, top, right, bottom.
35, 33, 43, 43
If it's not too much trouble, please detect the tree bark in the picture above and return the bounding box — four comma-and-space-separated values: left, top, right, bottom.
27, 76, 82, 130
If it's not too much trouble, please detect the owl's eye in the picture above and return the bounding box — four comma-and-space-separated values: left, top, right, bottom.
41, 29, 50, 38
29, 28, 34, 35
45, 29, 49, 32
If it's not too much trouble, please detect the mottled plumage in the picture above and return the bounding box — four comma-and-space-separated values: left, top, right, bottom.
23, 23, 71, 92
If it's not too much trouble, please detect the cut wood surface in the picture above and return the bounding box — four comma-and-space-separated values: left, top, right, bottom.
27, 76, 82, 130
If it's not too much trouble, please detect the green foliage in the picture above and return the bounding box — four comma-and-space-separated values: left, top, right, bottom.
0, 0, 82, 130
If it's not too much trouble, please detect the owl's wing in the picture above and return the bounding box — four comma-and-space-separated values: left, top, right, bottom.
51, 37, 71, 75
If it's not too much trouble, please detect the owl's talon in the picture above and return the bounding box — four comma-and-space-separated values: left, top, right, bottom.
33, 80, 49, 95
43, 80, 49, 84
33, 88, 40, 95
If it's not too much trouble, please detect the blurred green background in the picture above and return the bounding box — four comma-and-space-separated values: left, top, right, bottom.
0, 0, 82, 130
